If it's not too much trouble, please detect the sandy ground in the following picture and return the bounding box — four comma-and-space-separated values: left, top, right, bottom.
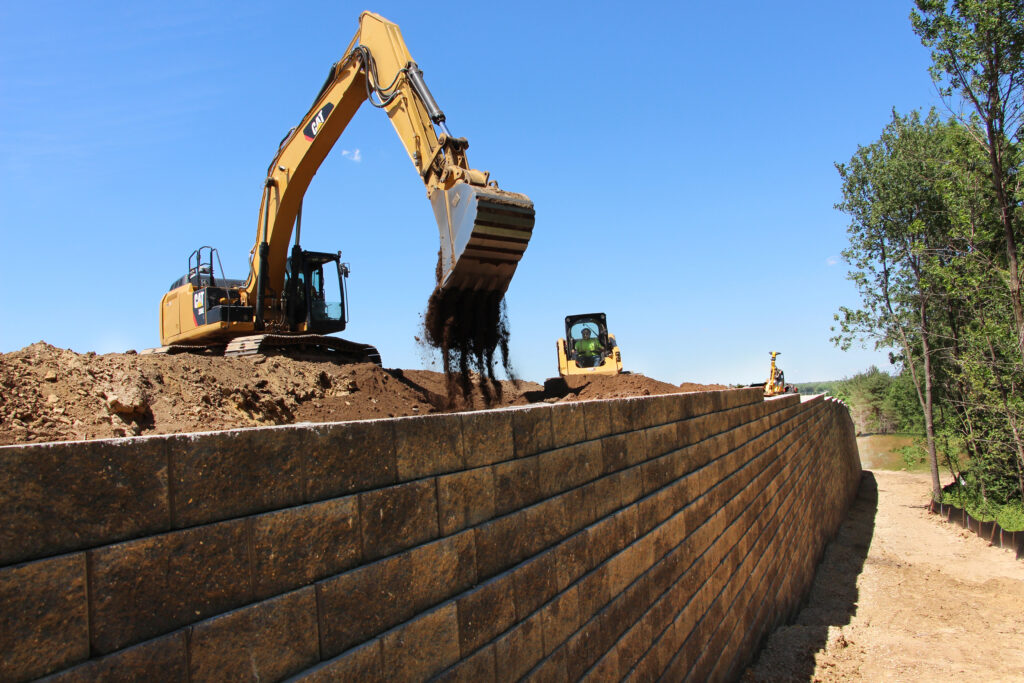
744, 469, 1024, 681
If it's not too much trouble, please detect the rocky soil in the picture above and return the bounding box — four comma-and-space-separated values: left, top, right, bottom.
0, 342, 728, 446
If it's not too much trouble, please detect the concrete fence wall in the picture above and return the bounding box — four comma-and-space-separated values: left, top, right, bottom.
0, 389, 860, 682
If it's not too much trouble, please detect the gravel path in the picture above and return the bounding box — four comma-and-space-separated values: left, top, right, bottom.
744, 469, 1024, 681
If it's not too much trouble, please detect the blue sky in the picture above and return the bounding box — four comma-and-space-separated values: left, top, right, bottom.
0, 1, 941, 385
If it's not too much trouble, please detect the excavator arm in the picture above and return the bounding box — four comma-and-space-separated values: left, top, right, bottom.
243, 11, 534, 318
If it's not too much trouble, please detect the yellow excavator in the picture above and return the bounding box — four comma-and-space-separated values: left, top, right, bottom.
154, 12, 534, 361
557, 313, 623, 377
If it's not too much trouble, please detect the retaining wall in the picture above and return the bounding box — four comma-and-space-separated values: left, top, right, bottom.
0, 389, 860, 682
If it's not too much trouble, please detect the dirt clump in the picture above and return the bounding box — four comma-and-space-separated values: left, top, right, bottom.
423, 286, 513, 408
0, 342, 732, 446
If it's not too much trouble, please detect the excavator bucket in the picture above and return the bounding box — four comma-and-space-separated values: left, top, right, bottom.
431, 182, 535, 293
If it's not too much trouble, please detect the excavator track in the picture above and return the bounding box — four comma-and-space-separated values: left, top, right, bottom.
223, 334, 382, 364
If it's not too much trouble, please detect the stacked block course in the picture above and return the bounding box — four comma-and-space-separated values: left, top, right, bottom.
0, 389, 860, 682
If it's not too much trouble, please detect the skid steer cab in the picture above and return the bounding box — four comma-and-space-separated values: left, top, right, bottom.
557, 313, 623, 377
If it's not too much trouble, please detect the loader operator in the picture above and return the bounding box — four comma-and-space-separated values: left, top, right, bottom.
574, 328, 604, 368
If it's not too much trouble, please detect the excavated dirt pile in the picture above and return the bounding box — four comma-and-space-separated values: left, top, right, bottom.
0, 342, 730, 446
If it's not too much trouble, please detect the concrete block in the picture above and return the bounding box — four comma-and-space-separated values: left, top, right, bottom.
576, 564, 610, 623
300, 638, 383, 682
393, 413, 465, 481
528, 647, 569, 682
539, 584, 579, 656
0, 438, 169, 566
645, 423, 679, 459
381, 603, 461, 681
41, 632, 187, 683
474, 510, 531, 579
538, 442, 602, 498
600, 433, 629, 474
187, 587, 318, 682
456, 573, 517, 656
493, 612, 544, 683
88, 519, 251, 655
438, 467, 496, 536
550, 402, 586, 448
304, 420, 397, 501
624, 430, 647, 466
358, 480, 438, 561
462, 411, 514, 468
512, 549, 560, 619
615, 617, 653, 678
0, 553, 88, 682
492, 456, 541, 516
614, 468, 644, 507
525, 494, 572, 552
250, 495, 361, 599
553, 532, 591, 591
406, 532, 478, 614
582, 400, 613, 440
168, 428, 305, 528
583, 648, 619, 682
434, 643, 497, 683
317, 552, 412, 657
512, 407, 555, 458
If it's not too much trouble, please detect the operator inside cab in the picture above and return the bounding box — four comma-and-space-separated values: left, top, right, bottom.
574, 327, 605, 368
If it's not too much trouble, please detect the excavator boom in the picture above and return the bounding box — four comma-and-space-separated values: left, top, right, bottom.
158, 12, 533, 353
245, 11, 533, 306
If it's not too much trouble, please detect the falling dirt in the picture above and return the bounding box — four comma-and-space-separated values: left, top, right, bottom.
423, 286, 512, 408
0, 342, 726, 446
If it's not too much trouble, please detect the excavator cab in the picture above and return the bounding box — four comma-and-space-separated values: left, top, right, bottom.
557, 313, 623, 377
283, 247, 348, 334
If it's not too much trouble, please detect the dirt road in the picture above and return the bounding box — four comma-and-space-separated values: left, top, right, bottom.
745, 469, 1024, 681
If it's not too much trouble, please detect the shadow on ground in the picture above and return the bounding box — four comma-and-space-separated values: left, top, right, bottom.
742, 471, 878, 681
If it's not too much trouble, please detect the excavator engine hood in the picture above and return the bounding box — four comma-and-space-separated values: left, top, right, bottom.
431, 182, 535, 293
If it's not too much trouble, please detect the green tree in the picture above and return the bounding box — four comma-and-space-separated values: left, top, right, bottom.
833, 110, 961, 499
912, 0, 1024, 366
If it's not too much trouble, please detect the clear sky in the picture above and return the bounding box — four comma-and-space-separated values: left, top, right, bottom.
0, 1, 942, 385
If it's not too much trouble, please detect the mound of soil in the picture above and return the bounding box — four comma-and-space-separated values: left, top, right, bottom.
0, 342, 730, 446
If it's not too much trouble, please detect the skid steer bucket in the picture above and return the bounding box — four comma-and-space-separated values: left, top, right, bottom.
430, 182, 535, 292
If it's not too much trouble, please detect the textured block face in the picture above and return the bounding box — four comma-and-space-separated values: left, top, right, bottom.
550, 402, 586, 448
0, 439, 169, 565
381, 603, 461, 681
168, 429, 306, 528
394, 413, 465, 480
317, 553, 413, 657
493, 612, 544, 683
406, 533, 478, 613
44, 633, 188, 683
539, 584, 580, 656
89, 520, 251, 654
250, 496, 361, 599
301, 639, 384, 683
438, 467, 496, 535
538, 442, 603, 498
359, 480, 439, 560
582, 400, 613, 440
492, 456, 540, 516
511, 407, 554, 457
304, 421, 397, 500
456, 574, 517, 656
187, 588, 319, 681
0, 553, 88, 682
462, 410, 514, 467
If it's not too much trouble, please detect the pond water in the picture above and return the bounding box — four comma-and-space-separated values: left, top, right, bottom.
856, 434, 919, 470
